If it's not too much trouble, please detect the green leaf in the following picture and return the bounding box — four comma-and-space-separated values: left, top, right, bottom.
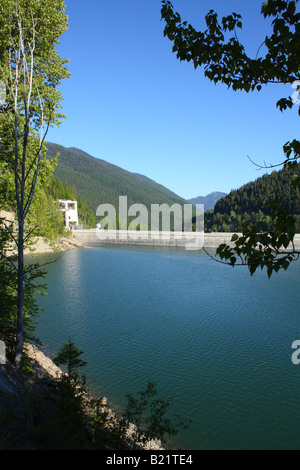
249, 263, 257, 276
230, 256, 237, 266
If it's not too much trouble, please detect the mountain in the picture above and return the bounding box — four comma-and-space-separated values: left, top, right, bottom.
204, 165, 300, 232
188, 192, 227, 211
45, 142, 189, 212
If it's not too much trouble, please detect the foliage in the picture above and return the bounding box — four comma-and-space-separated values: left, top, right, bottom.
0, 145, 66, 241
88, 397, 113, 449
161, 0, 300, 276
52, 340, 88, 447
214, 201, 298, 278
28, 188, 66, 239
0, 0, 70, 132
0, 220, 47, 362
161, 0, 300, 99
54, 339, 87, 375
49, 343, 189, 449
121, 381, 190, 449
0, 338, 190, 449
203, 163, 300, 233
25, 154, 67, 240
0, 0, 70, 366
1, 343, 188, 450
45, 142, 189, 214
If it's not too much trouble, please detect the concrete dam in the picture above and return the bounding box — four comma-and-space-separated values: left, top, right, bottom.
72, 229, 300, 251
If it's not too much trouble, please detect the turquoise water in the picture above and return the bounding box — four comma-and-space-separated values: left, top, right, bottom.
33, 245, 300, 450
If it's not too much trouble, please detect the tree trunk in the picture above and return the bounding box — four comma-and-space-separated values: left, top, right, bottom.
14, 220, 24, 368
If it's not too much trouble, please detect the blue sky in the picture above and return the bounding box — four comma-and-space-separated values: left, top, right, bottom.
46, 0, 299, 201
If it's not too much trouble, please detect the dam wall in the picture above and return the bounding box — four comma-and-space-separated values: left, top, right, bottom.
72, 230, 300, 250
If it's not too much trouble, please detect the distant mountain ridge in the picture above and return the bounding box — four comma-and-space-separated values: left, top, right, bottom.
45, 142, 189, 212
188, 192, 227, 211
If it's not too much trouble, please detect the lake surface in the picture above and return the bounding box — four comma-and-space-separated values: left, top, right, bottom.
33, 245, 300, 450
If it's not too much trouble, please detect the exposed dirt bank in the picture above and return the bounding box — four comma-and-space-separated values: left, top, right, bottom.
0, 209, 85, 255
25, 234, 85, 254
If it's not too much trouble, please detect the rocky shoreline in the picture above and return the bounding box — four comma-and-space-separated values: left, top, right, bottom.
24, 343, 64, 379
0, 343, 163, 450
24, 344, 163, 450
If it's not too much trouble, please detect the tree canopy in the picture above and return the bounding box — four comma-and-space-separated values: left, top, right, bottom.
161, 0, 300, 277
0, 0, 70, 366
204, 163, 300, 233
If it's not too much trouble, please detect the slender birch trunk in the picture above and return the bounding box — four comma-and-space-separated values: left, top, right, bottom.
0, 1, 69, 367
15, 219, 24, 367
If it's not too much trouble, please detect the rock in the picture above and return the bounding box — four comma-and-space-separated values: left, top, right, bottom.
100, 396, 108, 406
24, 344, 63, 380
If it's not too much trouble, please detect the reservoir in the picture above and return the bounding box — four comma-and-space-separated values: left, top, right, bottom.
33, 245, 300, 450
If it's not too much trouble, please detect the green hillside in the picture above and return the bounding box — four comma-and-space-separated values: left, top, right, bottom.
45, 142, 189, 213
204, 164, 300, 232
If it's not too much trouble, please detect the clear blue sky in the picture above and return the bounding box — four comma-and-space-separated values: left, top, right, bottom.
46, 0, 299, 201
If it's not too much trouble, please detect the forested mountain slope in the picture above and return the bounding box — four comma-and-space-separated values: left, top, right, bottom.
45, 142, 189, 212
45, 142, 300, 234
205, 164, 300, 232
